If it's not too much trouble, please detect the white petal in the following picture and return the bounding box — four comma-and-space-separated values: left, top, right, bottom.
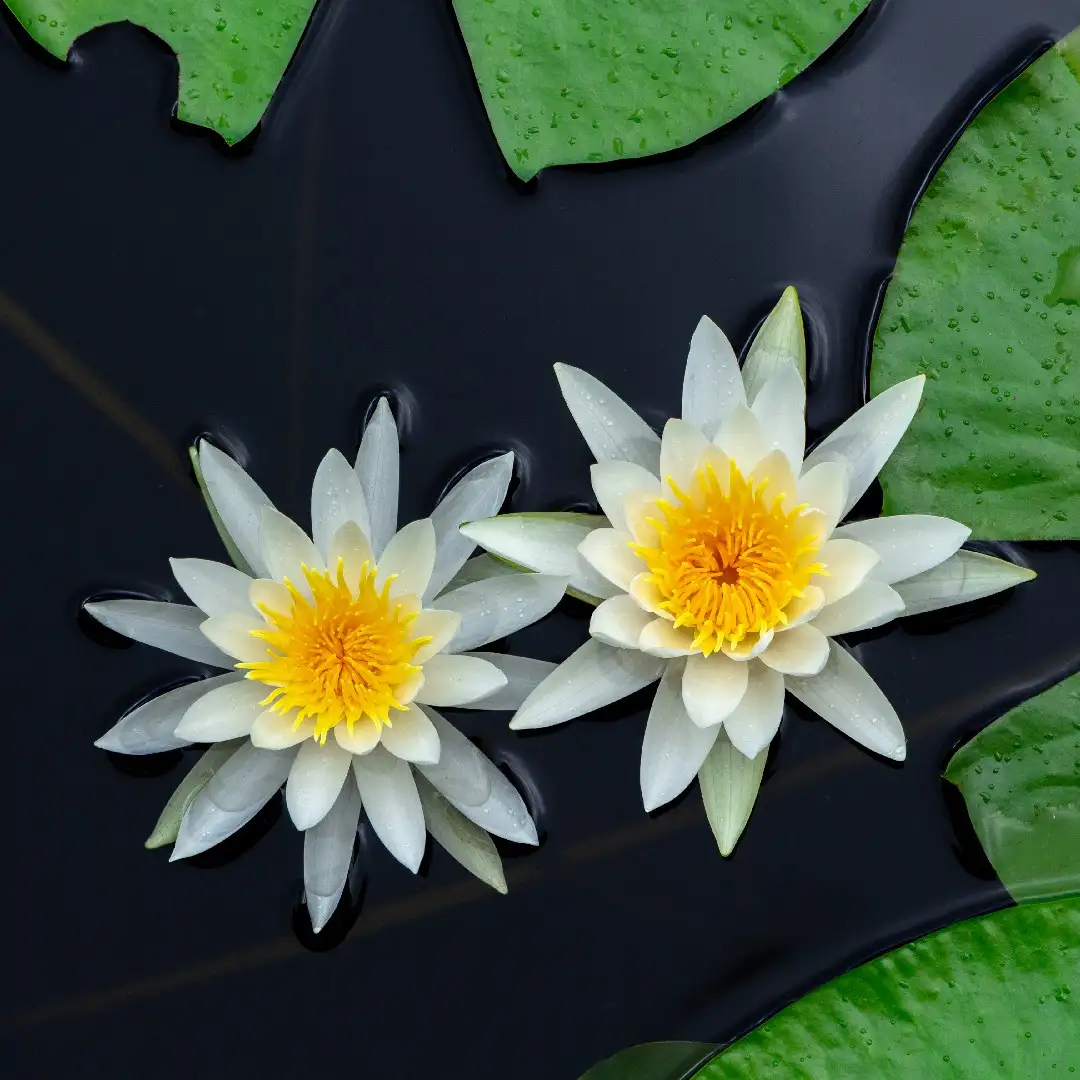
578, 528, 642, 592
311, 448, 372, 561
802, 376, 926, 518
416, 707, 537, 844
84, 600, 232, 667
409, 608, 462, 664
199, 612, 267, 663
304, 780, 362, 933
260, 506, 324, 585
759, 624, 829, 676
169, 559, 253, 619
286, 738, 353, 830
510, 639, 664, 730
590, 461, 660, 531
437, 573, 567, 653
554, 362, 661, 471
781, 586, 827, 630
351, 747, 426, 872
462, 653, 559, 711
427, 452, 515, 601
660, 418, 710, 493
723, 661, 786, 759
380, 703, 441, 764
638, 618, 696, 658
741, 286, 806, 405
146, 741, 240, 848
590, 594, 654, 649
415, 774, 507, 894
171, 743, 295, 860
681, 652, 749, 728
817, 539, 880, 604
640, 661, 720, 812
811, 581, 906, 637
713, 404, 769, 473
682, 314, 746, 437
328, 521, 375, 590
354, 397, 399, 558
893, 550, 1036, 616
832, 515, 971, 585
196, 440, 274, 577
443, 552, 523, 592
250, 711, 315, 749
749, 449, 799, 512
377, 518, 436, 599
720, 629, 775, 661
249, 578, 293, 617
414, 654, 507, 707
95, 673, 242, 755
333, 717, 382, 755
750, 360, 806, 471
174, 678, 267, 742
698, 728, 767, 857
786, 641, 906, 760
460, 513, 618, 602
797, 461, 850, 534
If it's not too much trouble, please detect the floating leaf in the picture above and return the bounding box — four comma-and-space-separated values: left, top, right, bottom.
4, 0, 317, 144
452, 0, 873, 181
871, 28, 1080, 539
694, 898, 1080, 1078
580, 1042, 717, 1080
946, 672, 1080, 904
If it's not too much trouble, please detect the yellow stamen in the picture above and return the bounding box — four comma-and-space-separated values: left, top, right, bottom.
241, 559, 430, 743
633, 460, 825, 656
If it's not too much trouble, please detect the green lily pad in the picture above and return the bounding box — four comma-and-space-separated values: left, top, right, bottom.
452, 0, 873, 181
945, 672, 1080, 904
3, 0, 317, 143
580, 1042, 717, 1080
871, 28, 1080, 539
694, 898, 1080, 1078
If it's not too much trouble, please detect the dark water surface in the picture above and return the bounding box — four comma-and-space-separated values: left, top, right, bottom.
4, 0, 1080, 1076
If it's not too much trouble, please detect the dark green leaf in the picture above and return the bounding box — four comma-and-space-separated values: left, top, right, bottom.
580, 1042, 717, 1080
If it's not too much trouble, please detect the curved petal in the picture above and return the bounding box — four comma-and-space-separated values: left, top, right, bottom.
146, 741, 240, 848
443, 552, 523, 592
590, 594, 653, 649
460, 653, 559, 711
749, 449, 799, 513
639, 618, 696, 658
578, 528, 642, 592
802, 376, 926, 518
436, 573, 567, 653
304, 780, 362, 933
720, 629, 774, 661
796, 461, 850, 534
84, 599, 233, 667
682, 314, 745, 437
781, 585, 826, 630
380, 703, 441, 764
250, 710, 315, 749
427, 452, 515, 601
311, 448, 372, 562
260, 506, 324, 585
333, 717, 382, 755
200, 612, 268, 663
628, 571, 670, 617
510, 639, 664, 730
816, 539, 880, 604
640, 661, 720, 812
328, 521, 376, 591
723, 661, 786, 759
681, 652, 749, 728
170, 558, 253, 618
409, 608, 462, 664
786, 641, 906, 760
590, 461, 660, 532
759, 624, 829, 676
750, 360, 806, 472
286, 738, 353, 830
354, 397, 399, 558
713, 404, 769, 473
741, 286, 806, 404
196, 440, 274, 577
249, 578, 293, 618
554, 362, 661, 471
377, 518, 436, 599
174, 678, 267, 742
892, 550, 1036, 616
414, 654, 507, 707
699, 728, 767, 857
811, 581, 906, 637
660, 418, 710, 493
351, 746, 426, 872
832, 515, 971, 585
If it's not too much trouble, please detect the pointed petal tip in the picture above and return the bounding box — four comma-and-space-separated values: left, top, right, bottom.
307, 897, 335, 934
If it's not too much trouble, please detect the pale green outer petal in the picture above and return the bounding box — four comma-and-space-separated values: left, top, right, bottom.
415, 773, 507, 895
510, 639, 665, 730
461, 653, 558, 711
310, 448, 372, 563
195, 440, 274, 577
189, 445, 254, 576
84, 599, 233, 668
443, 553, 523, 592
426, 452, 515, 602
681, 315, 745, 438
554, 362, 661, 472
786, 641, 906, 761
145, 741, 243, 849
304, 779, 362, 933
699, 728, 767, 857
749, 360, 806, 472
354, 397, 400, 558
892, 550, 1036, 616
169, 558, 254, 619
801, 376, 926, 518
832, 515, 971, 585
351, 746, 427, 873
741, 286, 807, 405
437, 573, 568, 653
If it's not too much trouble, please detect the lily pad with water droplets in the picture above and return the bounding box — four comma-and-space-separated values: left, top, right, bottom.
871, 27, 1080, 539
451, 0, 873, 181
945, 671, 1080, 904
3, 0, 317, 143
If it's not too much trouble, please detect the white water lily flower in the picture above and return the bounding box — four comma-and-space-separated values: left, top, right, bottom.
462, 288, 1035, 855
88, 398, 561, 930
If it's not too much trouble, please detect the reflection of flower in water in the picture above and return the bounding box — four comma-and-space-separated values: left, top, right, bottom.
88, 399, 565, 930
463, 288, 1035, 855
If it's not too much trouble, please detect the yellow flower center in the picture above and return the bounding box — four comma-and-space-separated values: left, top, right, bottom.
635, 460, 824, 655
241, 562, 429, 742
